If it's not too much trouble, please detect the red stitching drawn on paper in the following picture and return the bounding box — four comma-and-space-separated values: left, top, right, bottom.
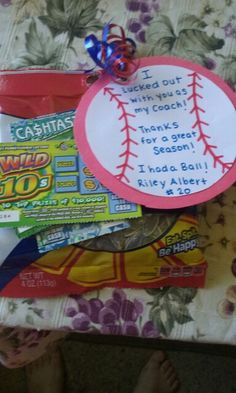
187, 72, 233, 173
103, 86, 138, 183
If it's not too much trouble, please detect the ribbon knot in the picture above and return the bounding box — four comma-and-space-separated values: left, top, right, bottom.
85, 23, 138, 82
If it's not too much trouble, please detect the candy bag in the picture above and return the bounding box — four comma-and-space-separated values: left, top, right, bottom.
0, 71, 207, 297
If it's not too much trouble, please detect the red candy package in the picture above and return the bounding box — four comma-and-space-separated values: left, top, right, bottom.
0, 71, 207, 297
0, 70, 90, 140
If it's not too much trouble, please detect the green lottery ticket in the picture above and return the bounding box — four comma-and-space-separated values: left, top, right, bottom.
11, 110, 75, 142
36, 220, 130, 253
13, 110, 76, 236
0, 140, 141, 227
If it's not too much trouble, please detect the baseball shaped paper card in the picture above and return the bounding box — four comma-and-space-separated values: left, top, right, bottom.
75, 56, 236, 209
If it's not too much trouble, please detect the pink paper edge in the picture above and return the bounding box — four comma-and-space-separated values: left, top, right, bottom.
74, 56, 236, 209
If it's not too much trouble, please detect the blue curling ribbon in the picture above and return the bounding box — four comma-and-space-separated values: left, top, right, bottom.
84, 23, 138, 80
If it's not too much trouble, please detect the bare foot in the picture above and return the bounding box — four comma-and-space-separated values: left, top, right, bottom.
133, 351, 181, 393
26, 345, 64, 393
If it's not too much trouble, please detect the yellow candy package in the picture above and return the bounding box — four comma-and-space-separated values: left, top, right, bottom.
1, 209, 206, 297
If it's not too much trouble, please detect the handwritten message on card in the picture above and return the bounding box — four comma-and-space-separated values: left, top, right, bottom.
75, 57, 236, 208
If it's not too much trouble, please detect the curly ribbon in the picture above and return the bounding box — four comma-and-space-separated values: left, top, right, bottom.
84, 23, 138, 82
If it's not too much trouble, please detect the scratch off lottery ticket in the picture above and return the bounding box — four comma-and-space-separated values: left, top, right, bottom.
0, 140, 141, 227
11, 110, 75, 142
